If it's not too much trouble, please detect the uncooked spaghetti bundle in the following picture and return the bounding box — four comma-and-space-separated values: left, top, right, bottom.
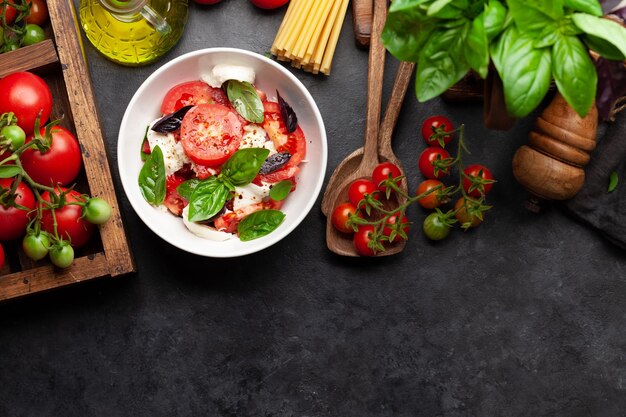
271, 0, 350, 75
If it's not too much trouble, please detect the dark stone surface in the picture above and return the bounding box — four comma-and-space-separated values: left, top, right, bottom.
1, 2, 626, 416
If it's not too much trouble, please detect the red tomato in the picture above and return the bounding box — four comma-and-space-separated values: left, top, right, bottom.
371, 162, 402, 192
41, 188, 94, 248
348, 179, 379, 207
0, 243, 4, 270
0, 178, 35, 241
214, 201, 283, 233
1, 0, 17, 25
21, 126, 82, 186
251, 0, 289, 9
180, 104, 243, 166
416, 179, 444, 209
418, 147, 451, 179
254, 165, 299, 185
26, 0, 48, 25
462, 164, 494, 197
163, 174, 188, 216
353, 225, 376, 257
160, 81, 229, 115
0, 72, 53, 135
332, 202, 357, 234
383, 213, 409, 242
262, 101, 306, 168
421, 115, 455, 147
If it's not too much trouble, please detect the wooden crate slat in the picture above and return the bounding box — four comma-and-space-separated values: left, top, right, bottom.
48, 0, 135, 277
0, 39, 58, 78
0, 253, 110, 301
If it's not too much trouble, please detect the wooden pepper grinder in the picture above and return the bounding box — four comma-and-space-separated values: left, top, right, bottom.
512, 93, 598, 212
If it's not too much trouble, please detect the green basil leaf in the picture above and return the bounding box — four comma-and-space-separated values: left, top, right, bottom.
226, 81, 264, 123
389, 0, 430, 13
188, 177, 230, 222
552, 34, 597, 117
416, 24, 471, 102
237, 209, 285, 242
382, 10, 435, 62
533, 23, 562, 48
583, 34, 626, 60
490, 25, 517, 74
500, 32, 552, 118
563, 0, 602, 16
506, 0, 560, 36
484, 0, 507, 40
176, 179, 201, 200
465, 12, 489, 79
572, 13, 626, 59
138, 145, 166, 206
140, 126, 149, 162
427, 0, 453, 16
0, 165, 22, 178
221, 148, 270, 186
426, 0, 464, 19
608, 171, 619, 193
269, 180, 292, 201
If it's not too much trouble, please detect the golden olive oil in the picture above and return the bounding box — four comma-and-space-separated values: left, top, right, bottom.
79, 0, 188, 66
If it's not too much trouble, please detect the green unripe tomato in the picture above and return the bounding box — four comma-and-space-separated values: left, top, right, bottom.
22, 24, 46, 46
22, 232, 50, 261
49, 241, 74, 268
83, 197, 112, 225
1, 125, 26, 150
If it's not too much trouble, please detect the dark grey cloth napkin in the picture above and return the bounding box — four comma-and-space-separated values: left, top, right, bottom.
563, 114, 626, 249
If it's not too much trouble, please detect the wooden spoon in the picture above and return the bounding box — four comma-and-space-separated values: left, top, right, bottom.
321, 60, 415, 216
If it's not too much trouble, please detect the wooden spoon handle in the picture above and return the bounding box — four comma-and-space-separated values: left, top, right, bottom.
378, 61, 415, 158
361, 0, 387, 168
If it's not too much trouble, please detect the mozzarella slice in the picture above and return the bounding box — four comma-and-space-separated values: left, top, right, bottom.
201, 64, 256, 88
233, 183, 271, 211
182, 206, 235, 241
146, 120, 191, 176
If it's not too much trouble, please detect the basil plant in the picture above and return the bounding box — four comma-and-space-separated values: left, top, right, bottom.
382, 0, 626, 118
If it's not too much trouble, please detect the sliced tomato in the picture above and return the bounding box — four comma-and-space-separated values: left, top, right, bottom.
262, 102, 306, 167
180, 104, 243, 166
160, 81, 229, 115
192, 163, 219, 180
163, 174, 187, 216
253, 165, 299, 185
214, 201, 284, 233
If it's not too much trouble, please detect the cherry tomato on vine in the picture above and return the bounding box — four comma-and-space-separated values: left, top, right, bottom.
418, 147, 451, 179
26, 0, 49, 25
0, 72, 53, 135
83, 197, 112, 225
382, 213, 409, 243
0, 243, 4, 270
250, 0, 289, 9
1, 0, 17, 25
41, 188, 94, 248
423, 212, 451, 241
416, 179, 444, 209
1, 125, 26, 150
462, 164, 494, 198
22, 232, 50, 261
0, 178, 35, 241
454, 197, 483, 228
49, 241, 74, 268
21, 126, 82, 186
421, 115, 455, 147
22, 24, 45, 46
371, 162, 402, 192
348, 179, 379, 207
353, 225, 376, 257
332, 202, 357, 234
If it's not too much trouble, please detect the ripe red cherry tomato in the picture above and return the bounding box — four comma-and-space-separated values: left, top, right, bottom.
0, 178, 36, 241
0, 72, 53, 135
421, 115, 455, 147
383, 213, 409, 243
21, 126, 82, 186
1, 0, 17, 25
41, 188, 94, 248
416, 179, 444, 209
251, 0, 290, 9
462, 164, 494, 197
332, 202, 357, 234
418, 147, 451, 179
371, 162, 402, 192
180, 103, 243, 166
26, 0, 49, 25
353, 225, 376, 257
348, 179, 379, 207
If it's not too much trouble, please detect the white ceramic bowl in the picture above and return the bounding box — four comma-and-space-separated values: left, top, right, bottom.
118, 48, 327, 257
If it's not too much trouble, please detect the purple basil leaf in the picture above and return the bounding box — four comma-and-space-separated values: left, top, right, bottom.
151, 105, 193, 133
276, 90, 298, 133
259, 152, 292, 175
595, 57, 626, 120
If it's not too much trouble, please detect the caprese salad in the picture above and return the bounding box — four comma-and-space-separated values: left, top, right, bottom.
138, 64, 306, 242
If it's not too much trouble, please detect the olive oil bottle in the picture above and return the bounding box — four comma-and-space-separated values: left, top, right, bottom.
79, 0, 188, 66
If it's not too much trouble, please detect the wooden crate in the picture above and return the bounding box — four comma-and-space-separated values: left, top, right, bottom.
0, 0, 135, 301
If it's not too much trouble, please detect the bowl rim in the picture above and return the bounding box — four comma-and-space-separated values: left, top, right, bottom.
117, 47, 328, 258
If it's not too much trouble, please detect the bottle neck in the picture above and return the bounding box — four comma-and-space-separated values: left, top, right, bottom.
98, 0, 148, 16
